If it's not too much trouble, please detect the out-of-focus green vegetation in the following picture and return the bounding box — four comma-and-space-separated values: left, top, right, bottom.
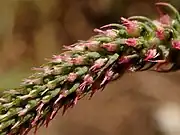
0, 0, 179, 90
0, 68, 31, 90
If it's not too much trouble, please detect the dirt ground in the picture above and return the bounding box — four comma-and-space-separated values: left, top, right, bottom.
27, 70, 180, 135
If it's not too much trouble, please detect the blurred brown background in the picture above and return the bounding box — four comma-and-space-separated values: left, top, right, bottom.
1, 0, 180, 135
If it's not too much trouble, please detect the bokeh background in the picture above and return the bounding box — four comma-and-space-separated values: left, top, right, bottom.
1, 0, 180, 135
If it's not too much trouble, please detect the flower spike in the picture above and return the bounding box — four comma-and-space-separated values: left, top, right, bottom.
1, 2, 180, 135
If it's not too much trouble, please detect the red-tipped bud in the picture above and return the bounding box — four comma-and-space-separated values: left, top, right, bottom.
101, 69, 114, 86
67, 73, 77, 82
71, 56, 84, 65
94, 28, 117, 38
172, 39, 180, 50
125, 38, 138, 47
63, 44, 85, 51
105, 29, 118, 38
90, 58, 108, 72
101, 43, 118, 51
121, 17, 140, 37
51, 55, 63, 63
159, 14, 172, 25
83, 40, 100, 51
79, 74, 94, 91
84, 74, 94, 84
52, 54, 71, 63
119, 56, 130, 64
156, 28, 165, 40
144, 49, 159, 61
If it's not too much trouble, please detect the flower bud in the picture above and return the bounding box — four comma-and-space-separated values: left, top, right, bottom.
94, 28, 118, 38
90, 58, 108, 72
84, 40, 100, 51
125, 38, 138, 47
144, 49, 159, 61
121, 17, 141, 37
67, 73, 77, 82
159, 14, 172, 25
156, 28, 165, 40
101, 43, 118, 51
172, 39, 180, 50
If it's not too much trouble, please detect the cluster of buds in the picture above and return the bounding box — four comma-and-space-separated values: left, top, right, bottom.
1, 2, 180, 135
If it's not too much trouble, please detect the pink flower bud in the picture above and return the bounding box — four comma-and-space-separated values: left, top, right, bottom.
73, 96, 78, 105
121, 17, 140, 37
22, 78, 41, 85
54, 94, 64, 106
31, 114, 41, 127
94, 28, 104, 34
101, 43, 117, 51
52, 55, 63, 63
100, 69, 114, 86
159, 14, 171, 25
119, 56, 130, 64
83, 40, 100, 51
21, 127, 31, 135
71, 56, 84, 65
90, 58, 108, 72
63, 45, 85, 51
172, 40, 180, 50
105, 29, 118, 38
84, 74, 94, 84
144, 49, 159, 61
125, 38, 138, 47
67, 73, 77, 82
94, 28, 117, 38
52, 54, 71, 63
79, 74, 94, 91
36, 103, 44, 114
156, 28, 165, 40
